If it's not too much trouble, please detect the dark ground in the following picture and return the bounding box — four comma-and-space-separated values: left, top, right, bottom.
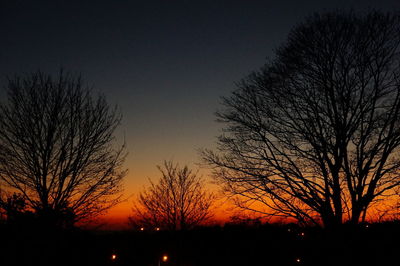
1, 221, 399, 266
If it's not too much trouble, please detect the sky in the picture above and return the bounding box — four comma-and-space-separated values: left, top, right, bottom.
2, 0, 400, 228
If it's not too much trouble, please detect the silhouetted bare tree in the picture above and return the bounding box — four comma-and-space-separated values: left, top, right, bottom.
0, 71, 126, 226
130, 161, 214, 230
203, 11, 400, 227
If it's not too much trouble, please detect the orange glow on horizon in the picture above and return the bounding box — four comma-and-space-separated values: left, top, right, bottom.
100, 197, 400, 229
98, 173, 400, 229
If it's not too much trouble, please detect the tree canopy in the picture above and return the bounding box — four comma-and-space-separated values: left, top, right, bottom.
130, 161, 214, 230
0, 71, 126, 226
203, 11, 400, 227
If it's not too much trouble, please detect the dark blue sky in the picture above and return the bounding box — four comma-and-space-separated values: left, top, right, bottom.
2, 0, 400, 221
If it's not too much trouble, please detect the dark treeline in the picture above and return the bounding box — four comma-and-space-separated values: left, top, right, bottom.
1, 221, 399, 266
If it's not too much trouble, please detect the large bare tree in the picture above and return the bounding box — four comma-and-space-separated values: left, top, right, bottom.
0, 71, 126, 226
203, 11, 400, 227
130, 161, 214, 230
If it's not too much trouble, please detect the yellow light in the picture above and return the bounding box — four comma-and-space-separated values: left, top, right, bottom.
162, 255, 168, 262
111, 254, 117, 260
296, 258, 301, 263
300, 232, 305, 236
140, 227, 144, 231
156, 227, 160, 231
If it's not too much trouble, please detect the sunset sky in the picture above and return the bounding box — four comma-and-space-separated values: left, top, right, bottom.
2, 0, 400, 228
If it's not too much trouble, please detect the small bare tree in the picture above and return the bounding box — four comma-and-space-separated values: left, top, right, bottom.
0, 71, 126, 226
203, 11, 400, 227
130, 161, 214, 230
0, 190, 25, 221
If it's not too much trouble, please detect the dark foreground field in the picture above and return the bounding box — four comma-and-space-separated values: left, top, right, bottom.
1, 222, 399, 266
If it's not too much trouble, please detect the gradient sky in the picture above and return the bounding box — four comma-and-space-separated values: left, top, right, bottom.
2, 0, 400, 227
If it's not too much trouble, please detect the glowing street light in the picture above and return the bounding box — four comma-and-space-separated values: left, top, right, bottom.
111, 254, 117, 261
156, 227, 160, 231
140, 227, 144, 231
296, 258, 301, 263
158, 254, 169, 265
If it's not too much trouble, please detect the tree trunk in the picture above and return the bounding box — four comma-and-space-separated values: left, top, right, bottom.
351, 204, 363, 225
